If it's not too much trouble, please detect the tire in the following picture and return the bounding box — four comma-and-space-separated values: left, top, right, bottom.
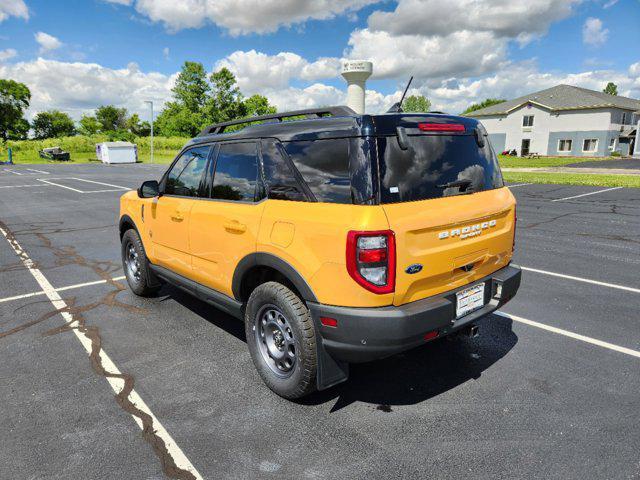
245, 282, 317, 399
121, 228, 160, 297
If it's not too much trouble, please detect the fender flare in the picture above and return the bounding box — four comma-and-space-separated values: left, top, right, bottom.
119, 214, 137, 239
232, 252, 318, 303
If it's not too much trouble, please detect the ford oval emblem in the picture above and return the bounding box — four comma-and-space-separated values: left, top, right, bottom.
405, 264, 423, 274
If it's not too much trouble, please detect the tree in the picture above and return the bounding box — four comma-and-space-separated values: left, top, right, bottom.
462, 98, 506, 115
243, 94, 277, 117
32, 110, 76, 139
126, 113, 151, 136
78, 114, 101, 135
172, 61, 210, 112
0, 79, 31, 141
403, 95, 431, 113
205, 67, 244, 124
155, 101, 204, 137
95, 105, 128, 132
603, 82, 618, 96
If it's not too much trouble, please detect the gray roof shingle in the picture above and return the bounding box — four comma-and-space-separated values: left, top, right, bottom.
466, 84, 640, 116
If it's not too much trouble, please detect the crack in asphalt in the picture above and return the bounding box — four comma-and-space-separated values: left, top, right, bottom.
0, 220, 196, 480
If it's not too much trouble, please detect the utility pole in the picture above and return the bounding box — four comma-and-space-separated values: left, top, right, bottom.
145, 100, 154, 164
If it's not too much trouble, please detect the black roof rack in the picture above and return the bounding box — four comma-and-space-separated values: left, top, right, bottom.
198, 106, 356, 136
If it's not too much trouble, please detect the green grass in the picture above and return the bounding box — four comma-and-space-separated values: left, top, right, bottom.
5, 150, 177, 164
503, 171, 640, 188
498, 155, 617, 168
0, 135, 188, 165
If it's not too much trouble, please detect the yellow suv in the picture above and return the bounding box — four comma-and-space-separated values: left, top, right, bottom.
119, 106, 521, 399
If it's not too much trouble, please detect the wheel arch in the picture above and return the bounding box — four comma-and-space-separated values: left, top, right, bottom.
119, 214, 138, 240
233, 253, 318, 304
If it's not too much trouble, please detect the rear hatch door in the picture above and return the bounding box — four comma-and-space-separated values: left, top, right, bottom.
375, 117, 515, 306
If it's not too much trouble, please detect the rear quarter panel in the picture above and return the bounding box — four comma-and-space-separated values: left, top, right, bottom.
258, 200, 393, 307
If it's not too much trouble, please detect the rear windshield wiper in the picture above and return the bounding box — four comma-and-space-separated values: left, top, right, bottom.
436, 179, 472, 190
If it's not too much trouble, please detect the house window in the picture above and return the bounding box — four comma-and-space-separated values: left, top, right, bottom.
558, 139, 572, 152
522, 115, 534, 127
621, 112, 627, 125
609, 138, 616, 151
582, 139, 598, 153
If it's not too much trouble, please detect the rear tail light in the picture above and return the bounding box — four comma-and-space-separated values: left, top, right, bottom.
418, 123, 465, 132
346, 230, 396, 294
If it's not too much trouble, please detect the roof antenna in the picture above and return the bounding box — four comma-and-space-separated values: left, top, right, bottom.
387, 76, 413, 113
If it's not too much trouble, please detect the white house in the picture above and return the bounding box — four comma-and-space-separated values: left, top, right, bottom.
466, 84, 640, 157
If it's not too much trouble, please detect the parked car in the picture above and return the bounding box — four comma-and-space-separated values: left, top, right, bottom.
119, 107, 521, 399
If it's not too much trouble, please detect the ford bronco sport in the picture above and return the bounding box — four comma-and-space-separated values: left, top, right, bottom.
119, 106, 521, 399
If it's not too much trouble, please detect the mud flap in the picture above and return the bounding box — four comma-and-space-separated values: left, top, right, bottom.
316, 337, 349, 391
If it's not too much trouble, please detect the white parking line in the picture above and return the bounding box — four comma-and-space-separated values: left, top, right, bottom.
0, 276, 126, 304
66, 177, 131, 190
496, 311, 640, 359
0, 184, 54, 189
507, 183, 533, 188
5, 169, 23, 175
37, 178, 84, 193
521, 266, 640, 294
551, 186, 623, 202
0, 225, 202, 479
36, 177, 131, 193
27, 168, 49, 174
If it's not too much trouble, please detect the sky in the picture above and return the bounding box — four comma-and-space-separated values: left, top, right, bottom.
0, 0, 639, 122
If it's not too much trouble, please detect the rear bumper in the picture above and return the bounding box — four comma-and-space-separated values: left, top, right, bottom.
308, 264, 521, 363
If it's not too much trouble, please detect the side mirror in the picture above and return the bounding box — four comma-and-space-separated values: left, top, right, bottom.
138, 180, 160, 198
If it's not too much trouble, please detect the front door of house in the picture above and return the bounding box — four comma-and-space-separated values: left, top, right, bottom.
521, 139, 530, 156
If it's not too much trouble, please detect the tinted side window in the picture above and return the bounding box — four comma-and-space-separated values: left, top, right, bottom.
211, 142, 259, 201
261, 140, 306, 202
165, 146, 210, 196
283, 139, 351, 204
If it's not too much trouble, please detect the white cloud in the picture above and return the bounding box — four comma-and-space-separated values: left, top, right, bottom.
346, 29, 506, 80
583, 17, 609, 46
217, 50, 340, 91
629, 62, 640, 77
34, 32, 63, 54
0, 0, 28, 22
107, 0, 377, 35
0, 58, 176, 120
0, 48, 17, 62
602, 0, 618, 8
367, 0, 579, 40
162, 47, 170, 59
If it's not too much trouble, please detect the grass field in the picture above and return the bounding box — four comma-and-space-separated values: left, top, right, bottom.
497, 154, 620, 168
503, 171, 640, 188
7, 150, 177, 164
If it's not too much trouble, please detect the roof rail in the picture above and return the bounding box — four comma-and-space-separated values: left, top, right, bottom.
198, 106, 356, 136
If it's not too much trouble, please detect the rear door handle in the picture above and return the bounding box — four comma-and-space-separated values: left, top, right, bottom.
224, 221, 247, 233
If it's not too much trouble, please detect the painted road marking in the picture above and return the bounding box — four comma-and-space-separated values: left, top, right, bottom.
37, 177, 131, 193
0, 184, 54, 189
0, 226, 202, 479
522, 266, 640, 294
5, 169, 23, 175
496, 311, 640, 359
507, 183, 533, 188
65, 177, 131, 190
26, 168, 50, 174
551, 186, 623, 202
0, 276, 127, 304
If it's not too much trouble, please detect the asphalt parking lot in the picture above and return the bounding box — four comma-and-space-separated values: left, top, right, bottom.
1, 164, 639, 480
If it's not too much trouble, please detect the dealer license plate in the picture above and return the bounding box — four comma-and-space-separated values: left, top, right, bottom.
455, 283, 485, 318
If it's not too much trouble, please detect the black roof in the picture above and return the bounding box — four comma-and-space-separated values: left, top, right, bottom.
186, 106, 481, 147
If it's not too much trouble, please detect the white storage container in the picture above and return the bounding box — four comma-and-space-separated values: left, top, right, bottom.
96, 142, 138, 164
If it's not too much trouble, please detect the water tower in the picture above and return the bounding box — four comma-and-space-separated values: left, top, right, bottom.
341, 60, 373, 114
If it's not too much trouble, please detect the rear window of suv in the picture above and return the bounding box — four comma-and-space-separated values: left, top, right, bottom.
377, 133, 504, 204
